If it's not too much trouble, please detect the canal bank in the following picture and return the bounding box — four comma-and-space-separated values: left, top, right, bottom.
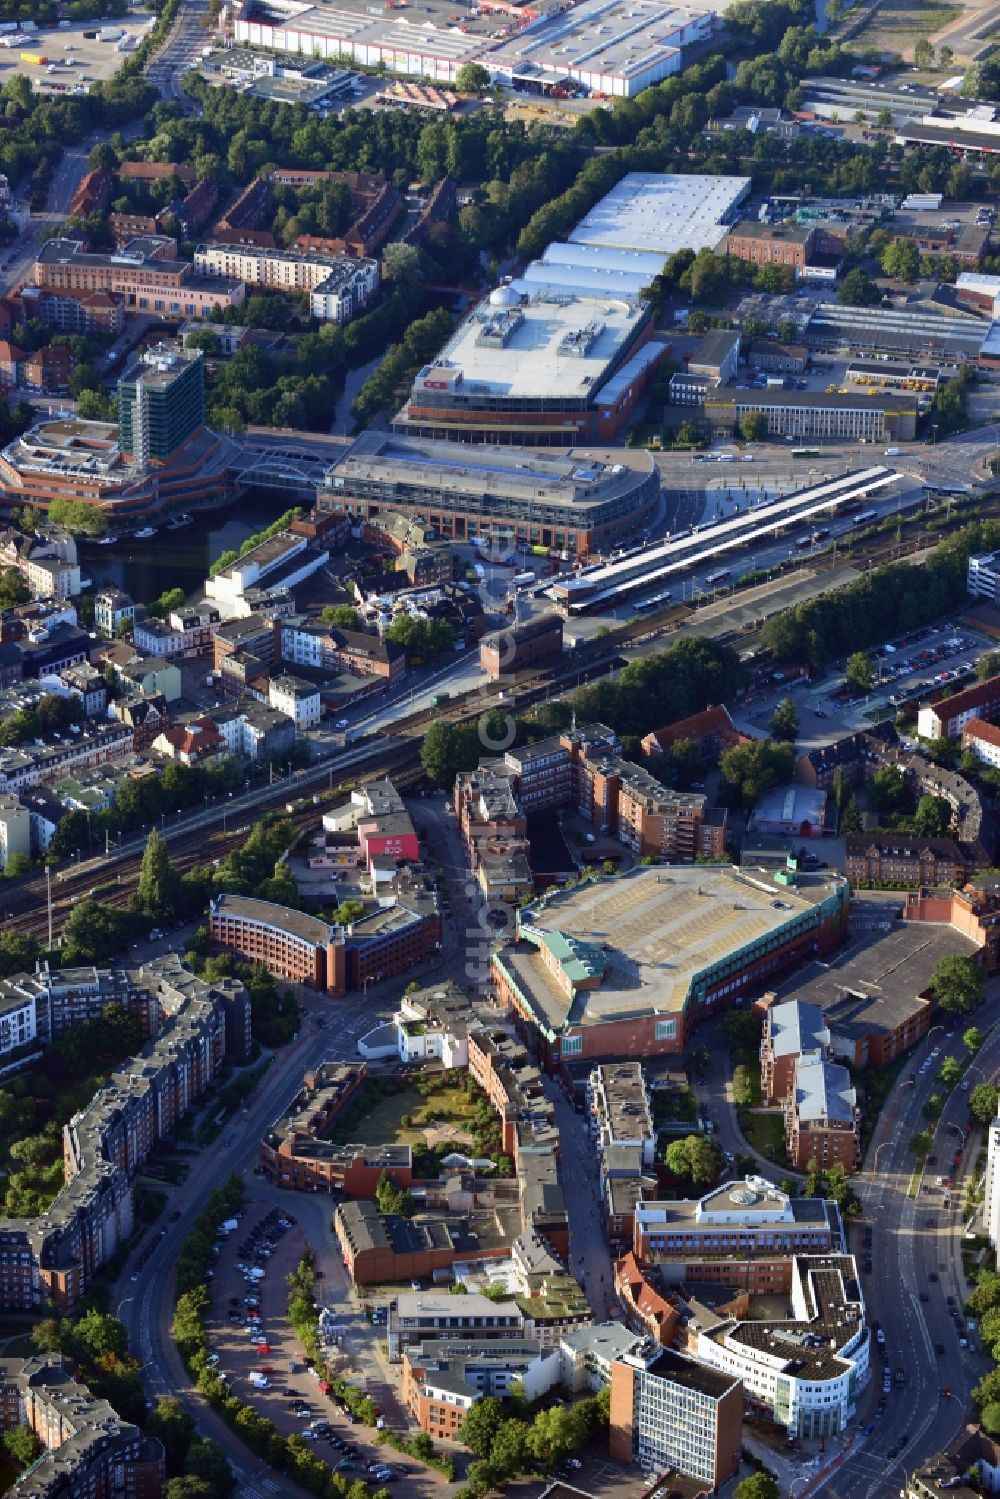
76, 487, 308, 600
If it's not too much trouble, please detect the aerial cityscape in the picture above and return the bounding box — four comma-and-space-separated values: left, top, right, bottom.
3, 1, 1000, 1498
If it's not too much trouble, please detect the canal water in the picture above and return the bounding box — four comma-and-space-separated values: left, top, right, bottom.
76, 487, 304, 603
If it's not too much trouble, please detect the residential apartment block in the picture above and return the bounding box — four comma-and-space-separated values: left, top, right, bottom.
0, 956, 249, 1310
0, 1354, 165, 1499
917, 673, 1000, 740
785, 1054, 860, 1171
193, 243, 379, 323
760, 997, 830, 1104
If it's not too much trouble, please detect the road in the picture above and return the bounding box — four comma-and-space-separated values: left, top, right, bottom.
810, 996, 1000, 1499
118, 987, 401, 1499
145, 0, 210, 108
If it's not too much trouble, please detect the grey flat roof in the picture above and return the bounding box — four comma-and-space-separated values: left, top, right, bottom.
774, 910, 979, 1044
210, 893, 335, 946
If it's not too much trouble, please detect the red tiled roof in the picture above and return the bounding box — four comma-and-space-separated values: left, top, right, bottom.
962, 716, 1000, 749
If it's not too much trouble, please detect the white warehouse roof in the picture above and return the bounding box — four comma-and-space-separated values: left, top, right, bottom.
568, 171, 751, 256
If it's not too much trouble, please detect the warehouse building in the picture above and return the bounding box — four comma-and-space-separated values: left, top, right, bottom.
319, 433, 659, 559
232, 0, 726, 98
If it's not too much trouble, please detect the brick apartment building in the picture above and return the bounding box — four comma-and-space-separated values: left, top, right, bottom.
845, 833, 987, 887
759, 997, 830, 1104
784, 1054, 860, 1170
917, 673, 1000, 740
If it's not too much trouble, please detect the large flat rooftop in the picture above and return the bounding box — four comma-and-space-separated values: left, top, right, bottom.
328, 431, 656, 512
410, 288, 647, 404
773, 904, 979, 1048
503, 865, 844, 1035
568, 171, 750, 257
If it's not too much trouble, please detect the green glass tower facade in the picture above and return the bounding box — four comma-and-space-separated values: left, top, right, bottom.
118, 344, 205, 462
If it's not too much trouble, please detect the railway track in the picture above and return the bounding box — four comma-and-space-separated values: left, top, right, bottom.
5, 493, 993, 944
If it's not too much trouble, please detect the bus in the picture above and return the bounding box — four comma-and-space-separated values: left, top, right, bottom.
512, 572, 535, 590
705, 569, 731, 586
631, 590, 672, 613
791, 448, 821, 459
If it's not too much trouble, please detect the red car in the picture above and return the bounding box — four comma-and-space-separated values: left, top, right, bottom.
261, 1365, 275, 1375
255, 1343, 270, 1354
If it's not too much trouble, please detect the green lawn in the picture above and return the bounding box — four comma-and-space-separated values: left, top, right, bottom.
851, 0, 959, 56
738, 1108, 790, 1167
339, 1079, 481, 1148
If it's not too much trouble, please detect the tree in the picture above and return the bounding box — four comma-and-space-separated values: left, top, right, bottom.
459, 1395, 506, 1458
381, 241, 423, 285
867, 765, 905, 814
838, 268, 880, 307
914, 794, 952, 836
137, 827, 179, 919
420, 720, 481, 788
664, 1133, 722, 1186
845, 651, 875, 694
734, 1475, 779, 1499
3, 1426, 42, 1465
164, 1481, 216, 1499
148, 1399, 196, 1476
770, 696, 798, 742
970, 1083, 1000, 1125
841, 795, 862, 833
455, 62, 491, 92
982, 1404, 1000, 1437
321, 604, 360, 629
938, 1055, 962, 1088
914, 38, 934, 67
880, 238, 920, 282
61, 900, 130, 965
739, 411, 768, 442
732, 1064, 753, 1106
374, 1170, 414, 1218
908, 1130, 933, 1158
931, 954, 984, 1014
923, 1092, 943, 1122
964, 1026, 984, 1055
977, 651, 1000, 681
719, 739, 794, 808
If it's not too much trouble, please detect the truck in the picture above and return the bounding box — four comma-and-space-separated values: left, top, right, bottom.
431, 691, 450, 706
19, 52, 47, 64
249, 1372, 269, 1389
885, 447, 900, 457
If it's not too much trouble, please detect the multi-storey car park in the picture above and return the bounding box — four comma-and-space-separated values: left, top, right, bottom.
319, 432, 660, 558
492, 863, 848, 1066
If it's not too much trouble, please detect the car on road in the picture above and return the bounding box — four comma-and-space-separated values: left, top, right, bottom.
935, 1343, 945, 1355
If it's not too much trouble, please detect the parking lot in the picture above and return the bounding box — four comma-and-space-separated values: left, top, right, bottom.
204, 1203, 450, 1496
1, 11, 156, 95
736, 617, 995, 749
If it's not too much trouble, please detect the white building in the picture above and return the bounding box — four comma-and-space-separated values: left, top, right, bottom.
205, 531, 329, 617
194, 244, 379, 322
0, 793, 30, 870
94, 589, 135, 640
268, 673, 321, 730
969, 551, 1000, 603
693, 1253, 868, 1439
0, 980, 37, 1058
309, 259, 380, 324
985, 1117, 1000, 1255
960, 718, 1000, 770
